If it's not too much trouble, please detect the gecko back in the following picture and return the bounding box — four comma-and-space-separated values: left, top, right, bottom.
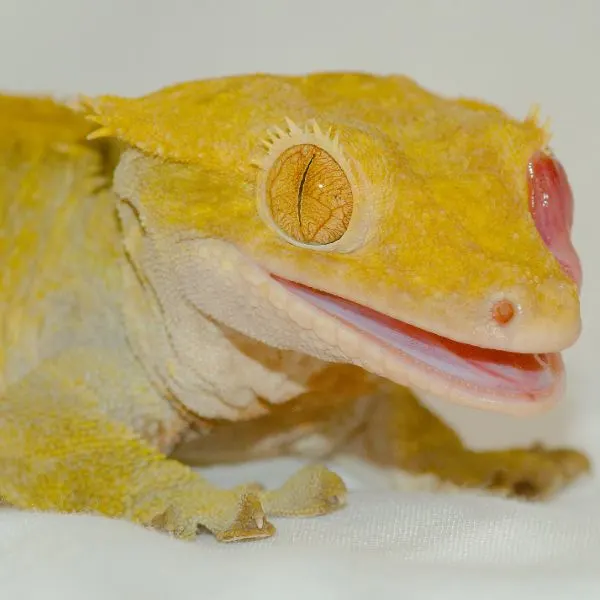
0, 95, 125, 390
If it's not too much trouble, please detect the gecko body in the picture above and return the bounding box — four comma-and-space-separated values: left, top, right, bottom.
0, 73, 588, 541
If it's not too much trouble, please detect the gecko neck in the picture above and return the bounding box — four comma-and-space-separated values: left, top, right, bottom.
116, 198, 343, 423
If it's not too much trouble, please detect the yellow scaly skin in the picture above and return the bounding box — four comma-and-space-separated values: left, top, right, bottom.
0, 73, 589, 542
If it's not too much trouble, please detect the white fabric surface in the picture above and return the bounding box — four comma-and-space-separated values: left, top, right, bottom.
0, 0, 599, 598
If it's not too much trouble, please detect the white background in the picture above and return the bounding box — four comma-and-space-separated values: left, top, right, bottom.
0, 1, 599, 598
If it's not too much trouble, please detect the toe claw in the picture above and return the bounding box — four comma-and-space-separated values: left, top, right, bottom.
216, 493, 276, 543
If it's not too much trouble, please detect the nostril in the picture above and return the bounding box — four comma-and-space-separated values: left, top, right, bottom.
492, 299, 515, 325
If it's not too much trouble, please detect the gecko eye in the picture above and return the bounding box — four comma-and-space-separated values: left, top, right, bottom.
528, 151, 582, 287
265, 144, 354, 245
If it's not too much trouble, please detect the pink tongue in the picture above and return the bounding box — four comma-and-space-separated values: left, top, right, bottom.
274, 277, 555, 397
529, 152, 582, 287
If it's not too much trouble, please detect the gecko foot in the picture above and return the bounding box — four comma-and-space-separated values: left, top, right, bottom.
137, 472, 275, 542
147, 490, 275, 542
475, 444, 591, 500
142, 465, 344, 541
258, 464, 347, 517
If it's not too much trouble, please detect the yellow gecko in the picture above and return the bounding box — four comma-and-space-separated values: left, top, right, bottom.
0, 72, 589, 542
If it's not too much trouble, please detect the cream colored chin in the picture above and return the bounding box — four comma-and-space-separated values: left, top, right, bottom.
240, 267, 562, 417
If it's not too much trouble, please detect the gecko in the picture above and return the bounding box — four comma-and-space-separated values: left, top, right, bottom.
0, 72, 589, 542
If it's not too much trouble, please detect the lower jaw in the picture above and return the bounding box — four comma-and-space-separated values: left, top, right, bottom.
272, 276, 563, 416
363, 346, 563, 415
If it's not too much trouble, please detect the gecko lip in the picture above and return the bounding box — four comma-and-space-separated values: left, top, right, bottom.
272, 276, 564, 414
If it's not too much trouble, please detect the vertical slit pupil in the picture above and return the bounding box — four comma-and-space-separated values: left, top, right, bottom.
297, 153, 315, 231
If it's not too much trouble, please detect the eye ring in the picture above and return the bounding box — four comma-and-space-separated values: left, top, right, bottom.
254, 119, 369, 253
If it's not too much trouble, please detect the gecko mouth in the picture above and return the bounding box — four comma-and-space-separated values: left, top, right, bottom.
273, 276, 563, 413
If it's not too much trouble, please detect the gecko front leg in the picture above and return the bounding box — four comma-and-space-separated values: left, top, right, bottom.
0, 348, 350, 541
357, 384, 590, 500
0, 354, 275, 541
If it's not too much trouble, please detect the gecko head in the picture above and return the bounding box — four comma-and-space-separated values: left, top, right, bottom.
85, 72, 582, 415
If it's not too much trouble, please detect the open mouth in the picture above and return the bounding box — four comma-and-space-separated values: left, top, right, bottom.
273, 276, 563, 413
